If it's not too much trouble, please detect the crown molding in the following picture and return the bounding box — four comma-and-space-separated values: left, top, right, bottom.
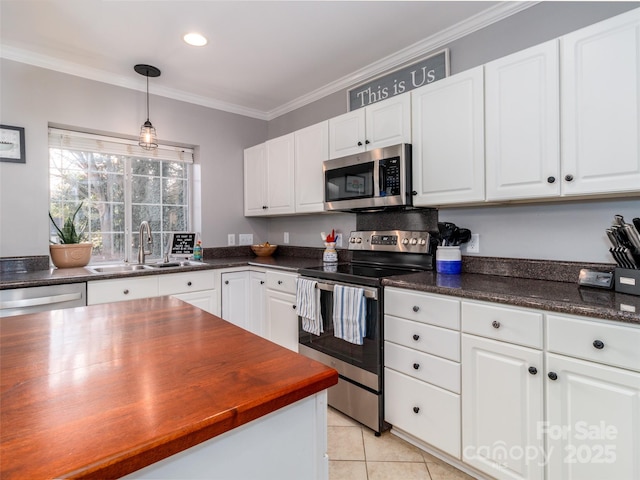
265, 1, 538, 120
1, 1, 536, 122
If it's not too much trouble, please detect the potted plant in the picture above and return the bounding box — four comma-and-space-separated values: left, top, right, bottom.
49, 202, 92, 268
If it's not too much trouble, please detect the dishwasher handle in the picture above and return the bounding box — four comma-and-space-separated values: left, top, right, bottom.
0, 292, 83, 310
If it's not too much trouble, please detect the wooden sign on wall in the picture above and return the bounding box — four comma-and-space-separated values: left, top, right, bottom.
348, 49, 449, 111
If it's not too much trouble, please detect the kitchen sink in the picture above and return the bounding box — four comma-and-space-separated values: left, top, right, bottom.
146, 260, 206, 268
86, 264, 154, 274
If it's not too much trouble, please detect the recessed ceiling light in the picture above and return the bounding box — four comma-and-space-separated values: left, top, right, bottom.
183, 33, 208, 47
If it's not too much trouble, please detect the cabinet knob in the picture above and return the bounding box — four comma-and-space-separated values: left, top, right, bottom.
278, 280, 283, 285
187, 281, 192, 286
564, 174, 574, 182
593, 340, 605, 350
528, 366, 538, 375
492, 320, 501, 329
412, 305, 420, 313
260, 280, 265, 284
548, 372, 558, 381
412, 334, 420, 341
262, 205, 268, 209
413, 363, 420, 370
292, 305, 297, 310
411, 191, 418, 196
357, 141, 363, 146
547, 176, 556, 184
123, 289, 129, 295
365, 140, 370, 145
413, 406, 420, 414
224, 280, 229, 285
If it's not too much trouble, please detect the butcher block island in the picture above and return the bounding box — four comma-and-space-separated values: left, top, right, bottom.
0, 297, 338, 479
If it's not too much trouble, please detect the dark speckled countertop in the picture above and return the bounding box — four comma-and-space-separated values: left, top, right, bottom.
383, 271, 640, 325
2, 249, 638, 325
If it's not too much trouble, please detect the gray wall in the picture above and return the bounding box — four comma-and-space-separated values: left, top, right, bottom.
0, 59, 268, 257
265, 1, 640, 263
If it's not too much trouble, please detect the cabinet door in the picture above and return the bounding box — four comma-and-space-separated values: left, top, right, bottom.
221, 271, 250, 330
265, 290, 298, 352
412, 66, 485, 206
546, 353, 640, 480
243, 143, 267, 216
560, 9, 640, 196
462, 334, 544, 480
294, 121, 328, 213
248, 271, 266, 336
265, 133, 296, 215
172, 289, 219, 316
365, 94, 411, 150
328, 109, 366, 159
485, 40, 561, 200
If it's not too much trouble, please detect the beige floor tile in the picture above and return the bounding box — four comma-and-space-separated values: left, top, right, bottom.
329, 460, 368, 480
327, 407, 361, 427
367, 461, 432, 480
427, 461, 476, 480
362, 429, 425, 462
327, 426, 365, 461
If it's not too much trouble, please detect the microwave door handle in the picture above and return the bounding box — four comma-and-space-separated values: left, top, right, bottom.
379, 164, 386, 196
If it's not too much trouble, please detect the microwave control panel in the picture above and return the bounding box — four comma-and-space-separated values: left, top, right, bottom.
379, 157, 401, 196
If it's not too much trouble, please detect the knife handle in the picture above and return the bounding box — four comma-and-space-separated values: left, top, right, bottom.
623, 224, 640, 252
613, 214, 625, 227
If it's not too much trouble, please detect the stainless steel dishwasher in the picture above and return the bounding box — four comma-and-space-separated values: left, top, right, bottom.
0, 283, 87, 317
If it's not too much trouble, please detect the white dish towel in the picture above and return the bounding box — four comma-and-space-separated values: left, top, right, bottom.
332, 285, 367, 345
296, 278, 323, 336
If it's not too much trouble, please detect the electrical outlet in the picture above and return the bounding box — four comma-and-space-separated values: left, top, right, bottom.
284, 232, 289, 244
239, 234, 253, 245
334, 233, 342, 248
465, 233, 480, 253
227, 234, 235, 246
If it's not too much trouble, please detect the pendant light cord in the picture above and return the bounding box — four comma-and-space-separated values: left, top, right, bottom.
146, 74, 150, 121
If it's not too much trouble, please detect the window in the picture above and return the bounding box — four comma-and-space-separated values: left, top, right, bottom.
49, 128, 194, 264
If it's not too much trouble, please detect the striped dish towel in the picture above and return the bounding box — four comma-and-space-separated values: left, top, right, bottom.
296, 278, 323, 336
332, 285, 367, 345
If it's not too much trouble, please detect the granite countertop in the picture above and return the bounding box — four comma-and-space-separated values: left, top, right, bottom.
383, 271, 640, 325
0, 297, 337, 479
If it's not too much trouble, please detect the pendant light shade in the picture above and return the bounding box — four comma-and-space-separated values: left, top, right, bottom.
134, 64, 161, 150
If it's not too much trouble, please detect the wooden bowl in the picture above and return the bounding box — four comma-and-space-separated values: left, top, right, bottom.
251, 244, 278, 257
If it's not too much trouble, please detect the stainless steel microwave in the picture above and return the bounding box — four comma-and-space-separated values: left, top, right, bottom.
323, 143, 412, 211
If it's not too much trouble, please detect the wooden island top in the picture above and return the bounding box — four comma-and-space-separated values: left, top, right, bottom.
0, 297, 338, 479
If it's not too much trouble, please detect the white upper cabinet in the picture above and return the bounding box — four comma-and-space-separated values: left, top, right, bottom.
560, 8, 640, 196
328, 94, 411, 159
244, 133, 296, 216
485, 40, 561, 201
294, 121, 328, 213
411, 66, 485, 206
243, 143, 267, 216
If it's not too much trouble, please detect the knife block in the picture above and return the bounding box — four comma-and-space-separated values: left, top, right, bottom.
614, 268, 640, 296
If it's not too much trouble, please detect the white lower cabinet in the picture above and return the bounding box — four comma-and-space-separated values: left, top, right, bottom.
384, 288, 461, 458
461, 334, 544, 480
88, 276, 158, 304
265, 270, 299, 352
159, 270, 218, 315
221, 271, 251, 330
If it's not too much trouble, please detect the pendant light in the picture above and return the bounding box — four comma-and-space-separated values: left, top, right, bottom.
134, 64, 161, 150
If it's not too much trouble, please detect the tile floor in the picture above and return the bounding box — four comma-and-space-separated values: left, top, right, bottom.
327, 408, 476, 480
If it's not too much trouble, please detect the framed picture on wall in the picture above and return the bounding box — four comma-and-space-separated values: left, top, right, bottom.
0, 125, 26, 163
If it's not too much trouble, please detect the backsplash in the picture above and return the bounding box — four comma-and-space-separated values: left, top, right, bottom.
0, 256, 50, 274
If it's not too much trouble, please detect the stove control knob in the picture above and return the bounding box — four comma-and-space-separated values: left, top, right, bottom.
410, 238, 418, 245
402, 238, 409, 245
356, 237, 362, 244
349, 237, 356, 243
419, 238, 427, 245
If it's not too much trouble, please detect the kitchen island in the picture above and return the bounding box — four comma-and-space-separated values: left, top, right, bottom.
0, 296, 338, 479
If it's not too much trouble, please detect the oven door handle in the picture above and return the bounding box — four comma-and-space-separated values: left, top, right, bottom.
315, 281, 378, 300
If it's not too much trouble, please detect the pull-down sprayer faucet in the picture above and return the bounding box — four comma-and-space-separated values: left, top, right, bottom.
137, 221, 153, 264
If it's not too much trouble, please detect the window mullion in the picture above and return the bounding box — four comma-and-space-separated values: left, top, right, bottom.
124, 159, 133, 263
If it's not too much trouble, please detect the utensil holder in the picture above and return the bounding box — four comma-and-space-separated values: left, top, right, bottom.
323, 242, 338, 263
436, 246, 462, 274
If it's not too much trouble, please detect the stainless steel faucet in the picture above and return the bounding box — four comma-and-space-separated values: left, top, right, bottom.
137, 221, 153, 264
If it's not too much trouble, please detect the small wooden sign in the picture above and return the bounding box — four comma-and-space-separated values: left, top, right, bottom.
168, 233, 196, 255
348, 49, 449, 111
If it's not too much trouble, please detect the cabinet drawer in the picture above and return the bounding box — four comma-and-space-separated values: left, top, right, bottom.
385, 341, 460, 393
385, 315, 460, 362
385, 288, 460, 330
87, 277, 158, 305
158, 270, 216, 295
385, 368, 461, 458
547, 314, 640, 372
462, 301, 543, 349
266, 270, 297, 294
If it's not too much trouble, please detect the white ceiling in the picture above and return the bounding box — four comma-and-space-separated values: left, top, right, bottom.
0, 1, 534, 120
